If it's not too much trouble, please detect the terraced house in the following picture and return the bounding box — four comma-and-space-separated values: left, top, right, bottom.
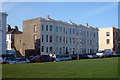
99, 26, 120, 53
22, 15, 98, 57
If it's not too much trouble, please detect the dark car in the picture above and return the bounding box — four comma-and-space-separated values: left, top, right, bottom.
41, 55, 50, 62
112, 53, 120, 57
71, 54, 81, 60
80, 54, 89, 59
30, 55, 50, 63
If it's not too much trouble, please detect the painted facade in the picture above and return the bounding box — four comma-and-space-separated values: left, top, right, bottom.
0, 12, 8, 55
23, 15, 98, 56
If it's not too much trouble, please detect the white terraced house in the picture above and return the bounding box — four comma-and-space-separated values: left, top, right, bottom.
23, 15, 99, 56
40, 16, 98, 55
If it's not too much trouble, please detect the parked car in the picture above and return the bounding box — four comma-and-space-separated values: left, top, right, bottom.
28, 55, 34, 60
41, 55, 50, 62
80, 54, 89, 59
55, 55, 72, 61
16, 57, 30, 64
96, 49, 112, 57
112, 53, 120, 57
30, 55, 50, 63
116, 53, 120, 57
55, 55, 63, 61
71, 54, 81, 60
2, 57, 16, 64
92, 53, 99, 58
62, 55, 72, 61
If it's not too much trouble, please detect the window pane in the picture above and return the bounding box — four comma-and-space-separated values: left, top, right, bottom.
56, 26, 58, 32
46, 25, 48, 31
50, 25, 52, 31
106, 32, 110, 36
46, 47, 48, 53
106, 39, 110, 44
56, 36, 58, 43
42, 35, 44, 42
46, 35, 48, 42
42, 25, 44, 31
50, 47, 52, 53
42, 46, 44, 52
50, 35, 52, 42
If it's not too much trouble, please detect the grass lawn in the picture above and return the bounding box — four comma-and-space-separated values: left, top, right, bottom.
2, 57, 119, 78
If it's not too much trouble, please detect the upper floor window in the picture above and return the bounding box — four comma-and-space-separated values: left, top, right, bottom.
41, 35, 44, 42
46, 35, 48, 42
63, 37, 65, 44
34, 35, 37, 43
50, 25, 52, 31
94, 32, 95, 37
84, 31, 86, 36
90, 32, 92, 37
87, 31, 89, 36
59, 27, 62, 32
66, 37, 68, 44
46, 25, 48, 31
69, 28, 71, 34
90, 40, 92, 45
59, 36, 62, 43
56, 36, 58, 43
49, 35, 52, 42
66, 28, 68, 34
69, 37, 72, 44
80, 30, 82, 36
34, 25, 37, 32
73, 29, 75, 34
106, 32, 110, 36
63, 28, 65, 34
106, 39, 110, 44
73, 38, 75, 43
42, 25, 44, 31
56, 26, 58, 32
77, 30, 79, 35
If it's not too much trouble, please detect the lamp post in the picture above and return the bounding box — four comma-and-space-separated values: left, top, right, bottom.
75, 35, 80, 60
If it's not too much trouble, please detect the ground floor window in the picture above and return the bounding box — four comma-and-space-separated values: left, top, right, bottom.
46, 47, 48, 53
42, 46, 44, 52
49, 47, 52, 53
59, 48, 62, 54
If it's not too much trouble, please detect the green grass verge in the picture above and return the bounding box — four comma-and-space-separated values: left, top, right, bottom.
2, 57, 119, 78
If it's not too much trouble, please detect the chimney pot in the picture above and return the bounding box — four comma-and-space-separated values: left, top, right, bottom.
46, 15, 50, 19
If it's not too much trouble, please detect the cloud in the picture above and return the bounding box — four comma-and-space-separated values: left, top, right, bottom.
2, 2, 19, 12
82, 3, 117, 18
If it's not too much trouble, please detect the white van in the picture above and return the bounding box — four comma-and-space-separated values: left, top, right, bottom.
96, 49, 112, 57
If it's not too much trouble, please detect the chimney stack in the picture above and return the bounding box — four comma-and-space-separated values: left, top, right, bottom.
6, 24, 11, 32
46, 15, 50, 19
112, 25, 114, 28
14, 26, 18, 31
84, 22, 88, 26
